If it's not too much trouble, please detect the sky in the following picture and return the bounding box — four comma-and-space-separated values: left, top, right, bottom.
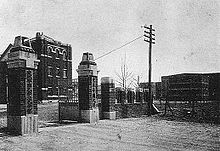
0, 0, 219, 83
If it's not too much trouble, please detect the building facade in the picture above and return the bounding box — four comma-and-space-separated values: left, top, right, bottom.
161, 73, 220, 104
0, 32, 72, 103
161, 73, 220, 122
31, 32, 72, 102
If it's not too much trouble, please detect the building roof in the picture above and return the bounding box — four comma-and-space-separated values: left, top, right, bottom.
30, 32, 71, 47
0, 44, 13, 61
162, 72, 220, 77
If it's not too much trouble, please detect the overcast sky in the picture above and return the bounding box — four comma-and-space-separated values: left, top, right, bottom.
0, 0, 219, 82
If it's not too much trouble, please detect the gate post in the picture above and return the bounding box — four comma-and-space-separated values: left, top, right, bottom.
101, 77, 116, 120
77, 52, 99, 123
7, 36, 39, 135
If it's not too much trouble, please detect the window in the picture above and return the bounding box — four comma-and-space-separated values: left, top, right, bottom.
56, 67, 60, 77
48, 87, 53, 96
47, 46, 53, 55
47, 46, 53, 57
48, 77, 53, 86
63, 69, 67, 78
56, 48, 59, 59
63, 51, 67, 60
48, 66, 52, 77
63, 87, 67, 95
55, 87, 59, 95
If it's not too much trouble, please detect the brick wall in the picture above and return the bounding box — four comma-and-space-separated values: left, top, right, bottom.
101, 77, 150, 119
59, 102, 79, 121
78, 76, 98, 110
101, 83, 115, 112
114, 103, 148, 119
7, 68, 25, 116
33, 69, 38, 114
7, 68, 38, 116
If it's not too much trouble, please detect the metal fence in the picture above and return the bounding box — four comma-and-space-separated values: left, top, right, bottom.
58, 78, 78, 103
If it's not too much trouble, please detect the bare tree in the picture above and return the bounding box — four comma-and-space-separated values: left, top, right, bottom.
115, 55, 135, 90
115, 65, 133, 90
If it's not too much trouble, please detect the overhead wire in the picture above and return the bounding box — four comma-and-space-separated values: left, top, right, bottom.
94, 35, 143, 61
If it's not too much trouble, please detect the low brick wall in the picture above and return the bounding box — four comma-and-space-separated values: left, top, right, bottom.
114, 103, 148, 119
59, 102, 79, 121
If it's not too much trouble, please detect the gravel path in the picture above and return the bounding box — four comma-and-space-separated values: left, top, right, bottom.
0, 117, 219, 151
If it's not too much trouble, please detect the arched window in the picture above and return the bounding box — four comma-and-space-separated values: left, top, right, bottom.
48, 66, 53, 77
47, 46, 53, 56
56, 48, 59, 58
63, 69, 67, 78
56, 67, 60, 77
63, 51, 67, 60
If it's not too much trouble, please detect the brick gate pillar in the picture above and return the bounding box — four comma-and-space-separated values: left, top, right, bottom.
7, 36, 39, 135
77, 52, 99, 123
101, 77, 116, 120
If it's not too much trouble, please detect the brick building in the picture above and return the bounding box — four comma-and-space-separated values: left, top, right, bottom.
161, 73, 220, 104
161, 73, 220, 122
31, 32, 72, 102
0, 44, 14, 104
0, 62, 8, 104
0, 32, 72, 103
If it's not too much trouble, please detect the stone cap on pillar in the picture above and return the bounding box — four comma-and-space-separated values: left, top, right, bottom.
101, 77, 115, 84
6, 36, 39, 69
81, 52, 94, 61
77, 52, 99, 76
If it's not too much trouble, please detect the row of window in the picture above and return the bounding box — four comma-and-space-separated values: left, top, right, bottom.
47, 46, 69, 60
47, 87, 68, 96
48, 66, 67, 78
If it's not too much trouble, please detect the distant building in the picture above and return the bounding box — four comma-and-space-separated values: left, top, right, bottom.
0, 32, 72, 103
161, 73, 220, 104
139, 82, 162, 100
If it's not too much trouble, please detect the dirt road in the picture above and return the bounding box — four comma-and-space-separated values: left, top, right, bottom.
0, 117, 219, 151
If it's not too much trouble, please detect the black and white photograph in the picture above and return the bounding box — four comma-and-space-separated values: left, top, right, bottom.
0, 0, 219, 150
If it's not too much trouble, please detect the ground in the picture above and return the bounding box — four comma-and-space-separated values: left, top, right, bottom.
0, 103, 219, 151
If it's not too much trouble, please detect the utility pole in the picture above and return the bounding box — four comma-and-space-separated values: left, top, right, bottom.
143, 24, 155, 116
